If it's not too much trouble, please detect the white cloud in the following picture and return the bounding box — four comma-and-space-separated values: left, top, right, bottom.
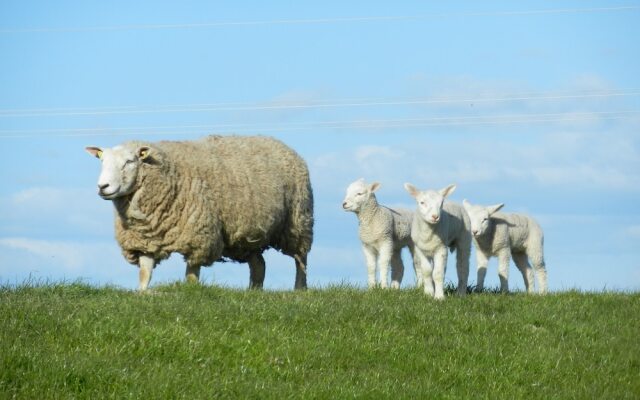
626, 225, 640, 239
0, 237, 87, 270
0, 186, 113, 236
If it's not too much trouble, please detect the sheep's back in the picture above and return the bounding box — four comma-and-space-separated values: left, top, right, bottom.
159, 136, 310, 255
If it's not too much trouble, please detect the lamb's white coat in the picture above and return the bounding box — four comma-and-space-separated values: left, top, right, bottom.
343, 179, 420, 289
404, 183, 471, 299
463, 200, 548, 294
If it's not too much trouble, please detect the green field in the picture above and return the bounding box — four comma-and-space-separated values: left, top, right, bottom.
1, 283, 638, 399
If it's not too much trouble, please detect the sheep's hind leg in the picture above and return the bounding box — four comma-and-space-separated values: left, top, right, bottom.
185, 264, 201, 284
511, 252, 534, 294
248, 253, 266, 289
390, 250, 404, 289
138, 255, 155, 291
294, 254, 308, 290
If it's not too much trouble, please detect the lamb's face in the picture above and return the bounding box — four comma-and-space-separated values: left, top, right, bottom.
405, 183, 456, 225
463, 200, 504, 237
85, 145, 150, 200
342, 179, 379, 212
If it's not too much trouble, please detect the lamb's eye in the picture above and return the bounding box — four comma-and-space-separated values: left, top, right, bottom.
356, 192, 364, 196
419, 201, 425, 206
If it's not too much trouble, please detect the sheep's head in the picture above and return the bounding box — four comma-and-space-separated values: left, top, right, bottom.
404, 183, 456, 225
85, 144, 151, 200
342, 178, 380, 213
462, 200, 504, 237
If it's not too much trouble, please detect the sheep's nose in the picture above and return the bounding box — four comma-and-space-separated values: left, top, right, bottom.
98, 183, 110, 192
431, 215, 439, 221
342, 202, 348, 209
472, 230, 478, 236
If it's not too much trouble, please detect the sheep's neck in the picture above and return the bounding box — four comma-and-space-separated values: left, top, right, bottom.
357, 195, 381, 226
475, 220, 497, 249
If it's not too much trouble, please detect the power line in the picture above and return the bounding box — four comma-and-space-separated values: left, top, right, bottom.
1, 5, 638, 33
0, 90, 638, 118
1, 110, 637, 138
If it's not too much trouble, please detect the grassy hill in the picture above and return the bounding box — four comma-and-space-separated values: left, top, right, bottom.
1, 283, 638, 399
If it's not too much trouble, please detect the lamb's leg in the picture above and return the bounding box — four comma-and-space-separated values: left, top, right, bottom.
455, 244, 470, 297
497, 249, 511, 293
416, 250, 434, 296
294, 254, 308, 290
138, 255, 155, 291
409, 244, 423, 288
390, 250, 404, 289
185, 264, 201, 284
433, 248, 448, 300
529, 252, 548, 294
248, 253, 266, 289
511, 252, 534, 294
377, 242, 394, 289
475, 250, 489, 293
362, 245, 378, 289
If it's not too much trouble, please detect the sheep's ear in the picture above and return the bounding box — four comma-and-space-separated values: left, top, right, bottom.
487, 203, 504, 215
462, 199, 471, 211
138, 146, 151, 161
404, 183, 419, 198
440, 184, 456, 198
85, 146, 103, 160
370, 182, 381, 193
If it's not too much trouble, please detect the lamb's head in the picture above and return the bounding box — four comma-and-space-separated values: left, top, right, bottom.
85, 144, 152, 200
404, 183, 456, 225
342, 178, 380, 213
462, 200, 504, 237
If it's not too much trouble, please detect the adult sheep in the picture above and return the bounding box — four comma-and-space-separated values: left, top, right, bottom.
85, 135, 314, 291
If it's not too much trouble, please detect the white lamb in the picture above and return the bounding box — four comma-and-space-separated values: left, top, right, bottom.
462, 200, 548, 294
342, 179, 419, 289
404, 183, 471, 300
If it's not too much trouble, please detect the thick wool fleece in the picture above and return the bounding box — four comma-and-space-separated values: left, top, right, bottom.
112, 135, 313, 269
472, 212, 547, 293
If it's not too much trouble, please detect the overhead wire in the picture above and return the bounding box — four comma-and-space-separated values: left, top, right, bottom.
1, 5, 638, 33
0, 90, 638, 118
1, 110, 637, 139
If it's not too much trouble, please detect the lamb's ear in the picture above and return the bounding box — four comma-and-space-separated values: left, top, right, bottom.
440, 184, 456, 198
137, 146, 151, 161
85, 146, 103, 160
487, 203, 504, 215
370, 182, 381, 193
404, 183, 419, 198
462, 199, 471, 211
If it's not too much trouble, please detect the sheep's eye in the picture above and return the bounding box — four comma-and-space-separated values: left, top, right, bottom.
356, 192, 364, 196
419, 201, 425, 206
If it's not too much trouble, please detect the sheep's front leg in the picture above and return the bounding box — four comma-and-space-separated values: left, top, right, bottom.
497, 249, 511, 293
475, 250, 489, 293
416, 250, 434, 297
362, 245, 378, 288
408, 244, 423, 288
433, 247, 448, 300
248, 253, 266, 289
377, 241, 394, 289
185, 264, 201, 284
138, 255, 155, 291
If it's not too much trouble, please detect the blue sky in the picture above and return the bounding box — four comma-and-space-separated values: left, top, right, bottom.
1, 1, 639, 291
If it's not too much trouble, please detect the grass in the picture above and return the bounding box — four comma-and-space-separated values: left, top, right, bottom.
1, 282, 639, 399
